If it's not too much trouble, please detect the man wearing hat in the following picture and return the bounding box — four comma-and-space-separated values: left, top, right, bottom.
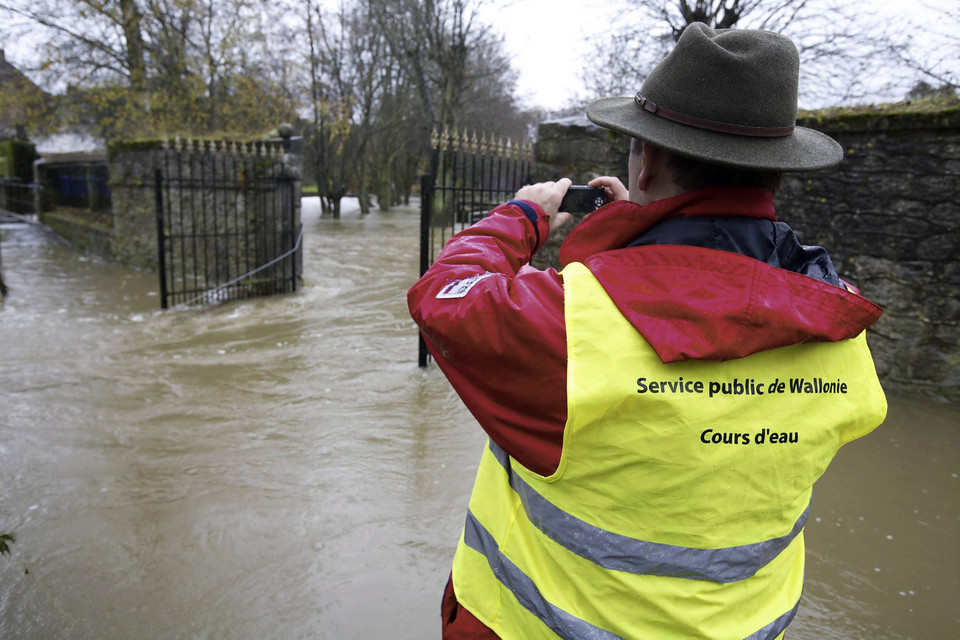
408, 22, 887, 640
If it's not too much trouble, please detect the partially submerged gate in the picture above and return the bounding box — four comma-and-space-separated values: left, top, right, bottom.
418, 128, 534, 365
155, 139, 302, 309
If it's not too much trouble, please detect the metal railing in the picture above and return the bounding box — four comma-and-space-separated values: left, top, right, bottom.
155, 139, 302, 309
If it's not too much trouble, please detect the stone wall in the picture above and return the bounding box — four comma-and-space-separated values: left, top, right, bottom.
108, 146, 163, 269
109, 136, 303, 272
780, 107, 959, 401
39, 134, 303, 273
532, 105, 960, 402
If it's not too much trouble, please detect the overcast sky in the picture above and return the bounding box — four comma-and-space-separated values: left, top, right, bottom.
3, 0, 957, 112
478, 0, 620, 109
481, 0, 960, 110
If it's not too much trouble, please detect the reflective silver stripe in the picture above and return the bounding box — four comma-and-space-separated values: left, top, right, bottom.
465, 508, 800, 640
463, 509, 624, 640
488, 440, 809, 584
744, 600, 800, 640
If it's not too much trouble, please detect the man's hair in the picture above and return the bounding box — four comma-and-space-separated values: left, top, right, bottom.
632, 138, 783, 195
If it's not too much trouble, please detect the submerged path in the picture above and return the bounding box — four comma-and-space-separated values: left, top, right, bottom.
0, 200, 957, 638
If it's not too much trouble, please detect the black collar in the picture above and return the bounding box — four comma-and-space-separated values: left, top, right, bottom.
627, 217, 841, 287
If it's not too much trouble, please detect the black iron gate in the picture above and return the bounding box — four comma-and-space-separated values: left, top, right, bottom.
155, 140, 302, 309
418, 128, 535, 366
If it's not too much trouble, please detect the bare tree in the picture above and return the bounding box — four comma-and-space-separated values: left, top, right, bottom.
0, 0, 297, 137
890, 2, 959, 98
368, 0, 509, 132
297, 0, 531, 215
301, 0, 417, 215
120, 0, 148, 92
581, 0, 931, 108
0, 0, 145, 84
2, 0, 534, 205
654, 0, 747, 38
458, 27, 536, 141
302, 0, 355, 217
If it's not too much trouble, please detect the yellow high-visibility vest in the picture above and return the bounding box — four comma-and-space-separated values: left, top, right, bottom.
452, 261, 887, 640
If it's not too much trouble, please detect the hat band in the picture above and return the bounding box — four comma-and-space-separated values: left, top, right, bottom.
635, 93, 795, 138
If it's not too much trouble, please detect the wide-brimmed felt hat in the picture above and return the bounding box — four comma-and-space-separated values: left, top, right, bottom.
585, 23, 842, 172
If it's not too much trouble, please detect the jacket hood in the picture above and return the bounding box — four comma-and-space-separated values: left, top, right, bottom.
558, 188, 882, 362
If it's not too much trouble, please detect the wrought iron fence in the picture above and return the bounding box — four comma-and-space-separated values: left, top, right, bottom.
418, 127, 535, 365
155, 138, 302, 309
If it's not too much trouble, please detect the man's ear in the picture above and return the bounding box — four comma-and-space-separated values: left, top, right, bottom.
636, 143, 658, 192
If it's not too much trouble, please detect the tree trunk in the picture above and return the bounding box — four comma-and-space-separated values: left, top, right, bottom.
119, 0, 147, 90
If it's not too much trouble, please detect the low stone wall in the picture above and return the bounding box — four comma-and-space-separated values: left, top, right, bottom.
37, 135, 303, 271
532, 105, 960, 402
41, 208, 113, 257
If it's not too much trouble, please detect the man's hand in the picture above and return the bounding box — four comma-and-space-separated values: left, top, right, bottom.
515, 178, 574, 237
588, 176, 629, 202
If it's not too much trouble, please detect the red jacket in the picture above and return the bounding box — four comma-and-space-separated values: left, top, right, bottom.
406, 186, 882, 639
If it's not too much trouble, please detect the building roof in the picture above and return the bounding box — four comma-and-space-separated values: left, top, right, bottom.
0, 49, 40, 86
0, 49, 45, 139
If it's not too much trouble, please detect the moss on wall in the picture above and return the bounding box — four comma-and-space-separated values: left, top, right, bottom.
0, 139, 38, 180
40, 209, 114, 257
798, 101, 960, 133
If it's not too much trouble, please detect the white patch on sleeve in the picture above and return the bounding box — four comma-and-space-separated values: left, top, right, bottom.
436, 273, 496, 299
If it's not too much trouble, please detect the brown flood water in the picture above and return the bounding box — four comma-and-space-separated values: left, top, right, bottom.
0, 200, 957, 639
